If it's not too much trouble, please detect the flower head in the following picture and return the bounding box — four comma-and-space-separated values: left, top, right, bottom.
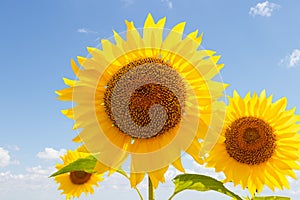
57, 13, 226, 188
206, 90, 300, 195
54, 150, 103, 199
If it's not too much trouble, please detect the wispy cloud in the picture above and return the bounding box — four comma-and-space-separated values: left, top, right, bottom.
0, 166, 55, 192
36, 148, 66, 160
161, 0, 173, 9
121, 0, 134, 7
0, 147, 11, 167
249, 1, 280, 17
280, 49, 300, 68
77, 28, 98, 34
26, 165, 55, 178
288, 49, 300, 67
4, 144, 20, 151
0, 147, 19, 167
121, 0, 172, 8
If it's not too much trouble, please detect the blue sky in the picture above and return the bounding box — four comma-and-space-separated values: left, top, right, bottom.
0, 0, 300, 199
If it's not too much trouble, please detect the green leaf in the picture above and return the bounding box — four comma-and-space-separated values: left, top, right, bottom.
253, 196, 290, 200
169, 174, 242, 200
50, 155, 97, 177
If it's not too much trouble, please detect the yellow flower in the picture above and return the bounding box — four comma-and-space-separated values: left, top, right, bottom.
206, 90, 300, 195
54, 150, 103, 199
56, 13, 226, 188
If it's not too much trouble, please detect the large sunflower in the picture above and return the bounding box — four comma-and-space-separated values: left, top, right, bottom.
54, 150, 103, 199
56, 13, 226, 188
206, 90, 300, 195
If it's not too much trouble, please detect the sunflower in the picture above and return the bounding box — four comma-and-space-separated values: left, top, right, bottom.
206, 90, 300, 195
56, 13, 226, 188
54, 150, 103, 199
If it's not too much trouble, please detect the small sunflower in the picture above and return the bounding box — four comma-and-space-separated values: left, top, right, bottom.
206, 90, 300, 195
56, 13, 226, 188
54, 150, 103, 199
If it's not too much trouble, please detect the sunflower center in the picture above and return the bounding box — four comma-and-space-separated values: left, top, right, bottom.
102, 57, 185, 139
129, 83, 181, 132
243, 128, 260, 144
225, 116, 276, 165
70, 171, 92, 185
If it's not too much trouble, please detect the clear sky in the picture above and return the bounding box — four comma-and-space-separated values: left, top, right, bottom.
0, 0, 300, 199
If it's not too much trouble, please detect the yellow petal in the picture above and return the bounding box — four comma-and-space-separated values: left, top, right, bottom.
163, 22, 186, 50
94, 161, 110, 174
61, 108, 74, 119
172, 158, 185, 172
130, 172, 145, 188
148, 166, 169, 188
72, 135, 82, 143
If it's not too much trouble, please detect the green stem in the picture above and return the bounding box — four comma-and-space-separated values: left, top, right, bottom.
116, 169, 144, 200
148, 176, 154, 200
135, 186, 144, 200
168, 193, 175, 200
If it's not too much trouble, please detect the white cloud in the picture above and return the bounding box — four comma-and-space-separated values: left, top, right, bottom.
77, 28, 88, 33
121, 0, 172, 8
0, 166, 56, 192
0, 147, 11, 167
121, 0, 134, 7
5, 144, 20, 151
37, 148, 66, 160
288, 49, 300, 67
77, 28, 98, 34
161, 0, 173, 9
0, 147, 18, 167
26, 165, 55, 176
249, 1, 280, 17
280, 49, 300, 68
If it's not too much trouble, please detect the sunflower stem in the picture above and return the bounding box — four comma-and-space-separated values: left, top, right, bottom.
134, 186, 144, 200
116, 169, 144, 200
148, 176, 154, 200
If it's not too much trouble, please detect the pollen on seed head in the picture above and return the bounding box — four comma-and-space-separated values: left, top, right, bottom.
100, 57, 186, 139
129, 83, 181, 135
225, 116, 276, 165
70, 171, 92, 185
